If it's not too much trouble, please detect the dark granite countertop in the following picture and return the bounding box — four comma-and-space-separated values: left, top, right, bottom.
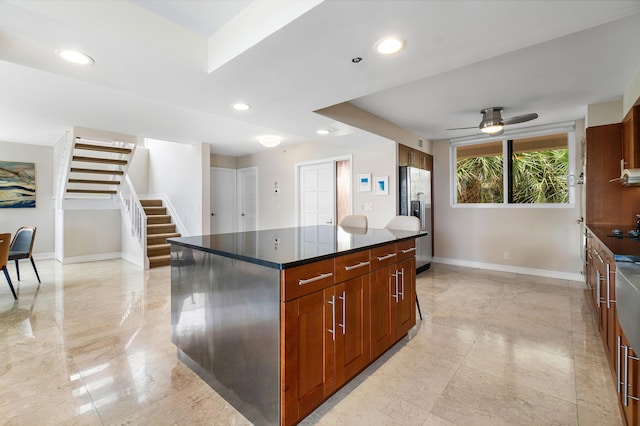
169, 225, 427, 270
587, 224, 640, 262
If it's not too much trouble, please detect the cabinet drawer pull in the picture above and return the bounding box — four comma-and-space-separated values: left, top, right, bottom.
298, 272, 333, 286
376, 253, 397, 261
401, 247, 416, 254
344, 261, 370, 271
338, 291, 346, 334
328, 295, 336, 341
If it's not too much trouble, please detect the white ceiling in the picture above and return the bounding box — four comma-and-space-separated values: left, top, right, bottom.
1, 0, 639, 156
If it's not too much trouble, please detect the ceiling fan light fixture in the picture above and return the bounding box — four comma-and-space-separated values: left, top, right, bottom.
374, 37, 405, 55
480, 123, 504, 134
258, 135, 282, 148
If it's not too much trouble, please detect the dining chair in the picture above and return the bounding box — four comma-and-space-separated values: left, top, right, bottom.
339, 214, 368, 228
0, 233, 18, 299
9, 226, 41, 283
385, 215, 422, 320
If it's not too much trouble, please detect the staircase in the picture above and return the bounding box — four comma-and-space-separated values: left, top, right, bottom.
142, 199, 180, 268
63, 138, 135, 198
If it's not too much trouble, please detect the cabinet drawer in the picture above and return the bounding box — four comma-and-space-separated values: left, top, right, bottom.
396, 239, 416, 261
281, 259, 335, 301
335, 250, 371, 282
370, 243, 398, 270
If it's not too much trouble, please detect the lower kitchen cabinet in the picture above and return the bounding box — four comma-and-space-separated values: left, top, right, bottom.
587, 227, 640, 425
617, 327, 640, 426
371, 257, 416, 359
282, 240, 416, 425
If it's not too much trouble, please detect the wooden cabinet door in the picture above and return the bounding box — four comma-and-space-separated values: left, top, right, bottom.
622, 105, 640, 170
398, 144, 411, 167
396, 257, 416, 337
370, 265, 396, 359
282, 288, 335, 425
618, 329, 639, 426
335, 275, 370, 386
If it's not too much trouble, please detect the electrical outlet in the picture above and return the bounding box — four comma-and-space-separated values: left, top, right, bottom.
503, 252, 510, 260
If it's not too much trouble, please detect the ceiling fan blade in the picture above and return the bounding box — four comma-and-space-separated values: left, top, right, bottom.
446, 126, 477, 130
502, 112, 538, 125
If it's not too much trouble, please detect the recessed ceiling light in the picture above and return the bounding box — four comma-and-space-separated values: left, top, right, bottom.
233, 102, 251, 111
258, 135, 282, 148
56, 49, 94, 65
316, 129, 330, 135
374, 37, 405, 55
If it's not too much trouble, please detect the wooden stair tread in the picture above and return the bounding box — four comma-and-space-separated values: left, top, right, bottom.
72, 155, 128, 165
67, 189, 117, 194
140, 199, 163, 207
68, 178, 121, 185
70, 167, 124, 176
147, 232, 180, 239
147, 215, 171, 224
147, 243, 171, 249
74, 143, 132, 154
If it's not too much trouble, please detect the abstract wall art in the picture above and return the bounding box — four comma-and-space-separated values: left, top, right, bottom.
0, 161, 36, 208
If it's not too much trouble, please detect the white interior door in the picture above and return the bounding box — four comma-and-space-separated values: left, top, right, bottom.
299, 162, 335, 226
237, 167, 258, 231
210, 168, 236, 234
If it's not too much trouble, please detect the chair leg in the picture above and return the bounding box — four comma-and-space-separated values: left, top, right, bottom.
3, 266, 17, 299
30, 257, 41, 284
14, 259, 20, 281
416, 295, 423, 320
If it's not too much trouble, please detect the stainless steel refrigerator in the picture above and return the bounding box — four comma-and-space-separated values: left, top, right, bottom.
399, 166, 432, 272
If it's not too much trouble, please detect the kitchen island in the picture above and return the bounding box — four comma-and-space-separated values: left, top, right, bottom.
169, 225, 425, 425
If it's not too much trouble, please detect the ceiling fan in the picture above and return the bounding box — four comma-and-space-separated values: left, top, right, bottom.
448, 107, 538, 135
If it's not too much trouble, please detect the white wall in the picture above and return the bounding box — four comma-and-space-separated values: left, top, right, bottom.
624, 65, 640, 114
432, 124, 584, 279
237, 131, 397, 229
63, 209, 121, 259
147, 138, 207, 236
0, 140, 55, 256
128, 146, 149, 194
586, 98, 622, 128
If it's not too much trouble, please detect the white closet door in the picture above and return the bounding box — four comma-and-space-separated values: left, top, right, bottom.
299, 162, 335, 227
237, 167, 258, 232
210, 168, 236, 234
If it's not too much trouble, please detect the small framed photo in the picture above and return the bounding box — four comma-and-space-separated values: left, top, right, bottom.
358, 173, 371, 192
374, 176, 388, 195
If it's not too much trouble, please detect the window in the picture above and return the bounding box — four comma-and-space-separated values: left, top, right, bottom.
452, 126, 574, 206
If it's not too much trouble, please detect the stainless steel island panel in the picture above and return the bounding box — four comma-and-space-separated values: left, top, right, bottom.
170, 246, 280, 425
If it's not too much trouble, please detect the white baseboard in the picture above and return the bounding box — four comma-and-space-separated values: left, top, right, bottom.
59, 252, 122, 265
120, 252, 145, 269
33, 252, 55, 260
432, 257, 584, 282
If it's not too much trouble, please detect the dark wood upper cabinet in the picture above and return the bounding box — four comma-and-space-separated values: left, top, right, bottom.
585, 123, 640, 226
622, 105, 640, 170
398, 143, 432, 171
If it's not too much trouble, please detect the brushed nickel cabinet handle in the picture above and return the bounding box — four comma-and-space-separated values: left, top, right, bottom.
344, 261, 370, 271
401, 247, 416, 254
377, 253, 397, 261
298, 272, 333, 286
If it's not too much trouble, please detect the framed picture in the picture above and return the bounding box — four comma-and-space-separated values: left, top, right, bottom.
374, 176, 388, 195
358, 173, 371, 192
0, 161, 36, 208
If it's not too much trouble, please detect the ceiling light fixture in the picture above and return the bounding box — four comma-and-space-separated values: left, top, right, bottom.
233, 102, 251, 111
258, 135, 282, 148
316, 129, 330, 135
374, 37, 405, 55
56, 49, 94, 65
480, 124, 504, 134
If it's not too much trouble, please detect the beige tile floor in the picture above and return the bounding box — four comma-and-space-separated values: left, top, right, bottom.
0, 260, 622, 425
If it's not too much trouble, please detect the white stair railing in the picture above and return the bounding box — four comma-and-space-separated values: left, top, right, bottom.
119, 175, 148, 268
55, 131, 74, 209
